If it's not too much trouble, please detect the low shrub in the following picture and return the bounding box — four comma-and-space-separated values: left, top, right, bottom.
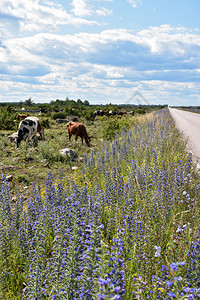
0, 109, 16, 130
52, 112, 67, 120
40, 118, 50, 128
102, 115, 136, 140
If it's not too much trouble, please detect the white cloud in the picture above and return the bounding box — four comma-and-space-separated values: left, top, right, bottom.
96, 7, 112, 16
127, 0, 142, 8
0, 0, 99, 38
0, 24, 200, 104
70, 0, 92, 17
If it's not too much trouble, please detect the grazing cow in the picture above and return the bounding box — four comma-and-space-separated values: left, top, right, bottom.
14, 114, 28, 122
117, 111, 127, 116
16, 117, 44, 148
108, 110, 117, 116
94, 110, 109, 117
66, 122, 90, 146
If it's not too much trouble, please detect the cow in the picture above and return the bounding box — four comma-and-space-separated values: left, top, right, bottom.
66, 122, 90, 146
117, 111, 127, 116
14, 114, 28, 122
16, 117, 44, 148
94, 110, 109, 117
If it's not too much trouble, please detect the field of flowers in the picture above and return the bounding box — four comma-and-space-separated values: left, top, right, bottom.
0, 108, 199, 299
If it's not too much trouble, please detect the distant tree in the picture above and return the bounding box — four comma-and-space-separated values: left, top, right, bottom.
83, 100, 89, 106
77, 99, 83, 106
6, 104, 13, 113
24, 98, 33, 106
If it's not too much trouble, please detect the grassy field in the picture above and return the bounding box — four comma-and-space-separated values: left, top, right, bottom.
0, 108, 199, 299
0, 115, 117, 194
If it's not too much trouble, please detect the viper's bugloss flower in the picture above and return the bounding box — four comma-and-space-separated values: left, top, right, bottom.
170, 262, 178, 271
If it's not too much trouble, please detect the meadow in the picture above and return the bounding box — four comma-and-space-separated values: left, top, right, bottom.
0, 108, 200, 299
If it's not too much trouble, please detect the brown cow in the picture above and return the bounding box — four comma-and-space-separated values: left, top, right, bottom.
14, 114, 28, 122
117, 111, 127, 116
66, 122, 90, 146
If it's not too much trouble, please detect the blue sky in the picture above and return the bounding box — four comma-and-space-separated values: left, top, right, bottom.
0, 0, 200, 105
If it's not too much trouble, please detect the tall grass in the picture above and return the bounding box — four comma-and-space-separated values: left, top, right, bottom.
0, 108, 199, 299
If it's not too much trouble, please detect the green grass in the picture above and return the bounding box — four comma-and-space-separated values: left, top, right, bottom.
0, 115, 137, 195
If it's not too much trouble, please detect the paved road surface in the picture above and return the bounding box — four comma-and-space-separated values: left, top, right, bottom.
169, 107, 200, 164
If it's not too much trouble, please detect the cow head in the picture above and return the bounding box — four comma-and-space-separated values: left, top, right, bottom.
15, 136, 22, 148
66, 122, 73, 128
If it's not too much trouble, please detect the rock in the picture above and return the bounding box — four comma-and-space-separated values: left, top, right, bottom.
0, 164, 18, 170
78, 157, 84, 162
59, 148, 78, 161
56, 118, 69, 124
11, 196, 17, 202
28, 165, 35, 169
68, 115, 80, 122
41, 159, 48, 164
13, 157, 21, 163
8, 132, 18, 142
6, 175, 13, 181
72, 166, 79, 171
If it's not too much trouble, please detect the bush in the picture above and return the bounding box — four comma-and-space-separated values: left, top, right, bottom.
84, 110, 95, 122
38, 142, 67, 163
102, 119, 120, 140
52, 112, 67, 120
102, 116, 135, 140
0, 107, 16, 130
40, 118, 50, 128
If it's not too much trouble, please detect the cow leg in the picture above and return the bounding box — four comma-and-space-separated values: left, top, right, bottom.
84, 137, 90, 147
32, 135, 38, 146
39, 129, 45, 140
27, 133, 31, 144
68, 133, 72, 141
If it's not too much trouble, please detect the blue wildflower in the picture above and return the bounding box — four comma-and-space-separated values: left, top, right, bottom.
98, 294, 106, 300
170, 262, 178, 271
154, 246, 161, 257
168, 291, 176, 298
167, 280, 173, 288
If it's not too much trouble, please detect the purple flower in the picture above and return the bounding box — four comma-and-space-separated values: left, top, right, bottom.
168, 291, 176, 298
177, 261, 185, 266
98, 294, 106, 300
154, 246, 161, 257
113, 295, 121, 300
174, 276, 182, 282
98, 278, 110, 286
184, 287, 191, 293
176, 226, 182, 233
167, 280, 173, 288
170, 262, 178, 271
114, 286, 121, 293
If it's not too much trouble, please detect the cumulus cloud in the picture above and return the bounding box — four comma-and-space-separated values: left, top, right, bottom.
0, 24, 200, 104
0, 0, 99, 37
127, 0, 142, 8
70, 0, 92, 17
96, 7, 112, 16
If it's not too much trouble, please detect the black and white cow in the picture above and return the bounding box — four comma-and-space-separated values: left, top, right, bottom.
16, 117, 44, 148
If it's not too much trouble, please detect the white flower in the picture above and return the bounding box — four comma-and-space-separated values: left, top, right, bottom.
154, 246, 161, 257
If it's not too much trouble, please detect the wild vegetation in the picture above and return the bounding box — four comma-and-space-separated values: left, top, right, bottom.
0, 104, 199, 299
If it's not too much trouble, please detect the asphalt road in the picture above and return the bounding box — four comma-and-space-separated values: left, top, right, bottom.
169, 107, 200, 164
